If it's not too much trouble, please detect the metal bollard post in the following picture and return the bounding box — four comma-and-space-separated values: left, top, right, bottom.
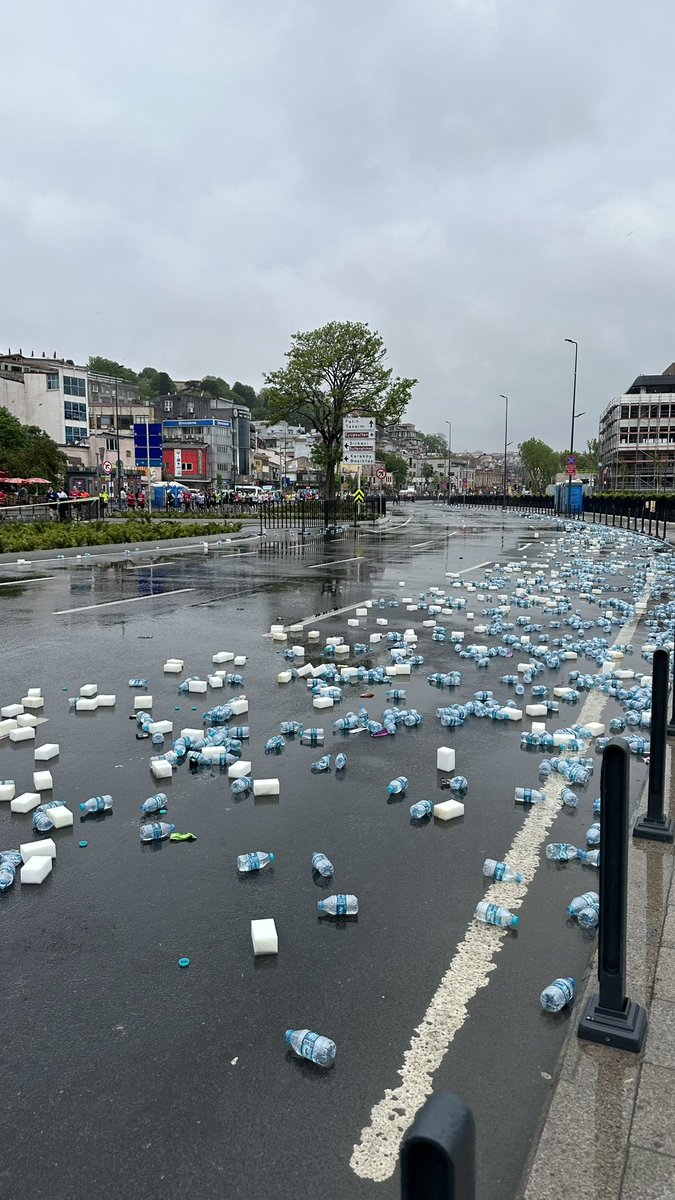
634, 648, 674, 840
400, 1093, 475, 1200
578, 738, 648, 1051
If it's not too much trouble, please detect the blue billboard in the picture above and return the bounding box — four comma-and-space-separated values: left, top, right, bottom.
134, 422, 163, 467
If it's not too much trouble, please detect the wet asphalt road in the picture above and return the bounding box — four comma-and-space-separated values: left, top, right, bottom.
0, 504, 650, 1200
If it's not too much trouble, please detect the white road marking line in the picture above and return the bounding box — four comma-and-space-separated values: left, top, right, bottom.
521, 542, 532, 549
350, 569, 653, 1183
306, 557, 364, 569
53, 587, 196, 614
455, 559, 493, 575
0, 576, 52, 586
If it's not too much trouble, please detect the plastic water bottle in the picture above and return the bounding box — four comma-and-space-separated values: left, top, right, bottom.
285, 1028, 336, 1067
226, 673, 245, 686
141, 793, 168, 815
546, 843, 580, 862
311, 755, 332, 773
0, 862, 16, 892
128, 678, 148, 687
318, 894, 358, 916
335, 753, 347, 770
301, 728, 324, 745
586, 822, 601, 846
151, 732, 164, 747
541, 977, 575, 1012
579, 849, 600, 867
230, 726, 249, 740
515, 787, 547, 804
237, 851, 275, 872
140, 822, 176, 842
33, 810, 56, 833
231, 776, 252, 795
387, 776, 409, 795
80, 794, 113, 814
474, 901, 519, 928
280, 721, 303, 735
578, 906, 600, 928
410, 800, 433, 819
483, 858, 523, 883
567, 891, 599, 917
0, 850, 21, 868
312, 852, 334, 877
446, 776, 468, 793
204, 704, 233, 724
265, 735, 285, 754
561, 788, 578, 809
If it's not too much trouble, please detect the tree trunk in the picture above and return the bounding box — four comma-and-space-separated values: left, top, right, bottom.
325, 460, 336, 501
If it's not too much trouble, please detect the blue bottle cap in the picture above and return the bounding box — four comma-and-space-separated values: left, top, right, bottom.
269, 852, 276, 862
511, 915, 520, 927
178, 957, 190, 968
79, 840, 88, 848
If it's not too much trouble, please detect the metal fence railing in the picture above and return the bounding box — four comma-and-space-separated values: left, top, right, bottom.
259, 497, 385, 537
0, 497, 102, 523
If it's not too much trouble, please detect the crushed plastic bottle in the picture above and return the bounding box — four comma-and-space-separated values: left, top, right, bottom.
312, 852, 334, 877
561, 788, 578, 809
265, 735, 285, 754
231, 776, 252, 795
578, 906, 600, 928
515, 787, 547, 804
387, 776, 409, 795
474, 901, 519, 928
410, 800, 433, 819
301, 728, 324, 745
311, 755, 332, 773
579, 848, 600, 867
141, 793, 168, 815
0, 862, 16, 892
546, 843, 580, 862
541, 977, 575, 1012
237, 851, 275, 872
335, 753, 347, 770
318, 894, 358, 916
285, 1028, 336, 1067
80, 794, 113, 814
483, 858, 523, 883
446, 775, 468, 793
280, 721, 304, 735
586, 822, 601, 846
140, 822, 176, 842
567, 891, 599, 917
128, 678, 148, 687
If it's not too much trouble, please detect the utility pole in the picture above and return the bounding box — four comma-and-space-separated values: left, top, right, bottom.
499, 395, 509, 509
114, 375, 123, 510
565, 339, 579, 517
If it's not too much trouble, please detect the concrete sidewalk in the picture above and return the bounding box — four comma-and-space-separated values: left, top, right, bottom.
520, 747, 675, 1200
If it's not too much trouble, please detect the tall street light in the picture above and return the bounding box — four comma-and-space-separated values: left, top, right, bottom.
445, 420, 452, 505
564, 339, 578, 516
499, 395, 508, 510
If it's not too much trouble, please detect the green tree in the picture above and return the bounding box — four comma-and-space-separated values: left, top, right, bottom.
421, 463, 434, 483
0, 407, 66, 483
156, 371, 176, 396
419, 432, 449, 456
88, 356, 138, 383
199, 375, 231, 399
232, 381, 257, 409
381, 451, 409, 489
519, 437, 559, 492
264, 321, 416, 499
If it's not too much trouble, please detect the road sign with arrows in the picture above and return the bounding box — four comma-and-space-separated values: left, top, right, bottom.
354, 488, 365, 503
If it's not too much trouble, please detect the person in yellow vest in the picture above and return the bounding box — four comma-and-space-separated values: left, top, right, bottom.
99, 489, 109, 517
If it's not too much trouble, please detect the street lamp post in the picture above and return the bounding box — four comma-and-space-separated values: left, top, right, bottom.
564, 339, 579, 516
499, 395, 508, 509
445, 420, 452, 505
113, 376, 123, 510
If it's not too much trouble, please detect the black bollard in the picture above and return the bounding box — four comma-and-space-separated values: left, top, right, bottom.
400, 1093, 475, 1200
634, 648, 674, 841
669, 644, 675, 737
578, 738, 647, 1052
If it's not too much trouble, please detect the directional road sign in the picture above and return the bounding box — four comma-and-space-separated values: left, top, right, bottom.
343, 449, 376, 465
343, 417, 376, 433
342, 416, 376, 464
375, 466, 387, 480
134, 422, 163, 468
102, 461, 113, 473
354, 488, 365, 503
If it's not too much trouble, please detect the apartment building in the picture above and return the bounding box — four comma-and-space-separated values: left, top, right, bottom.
598, 363, 675, 490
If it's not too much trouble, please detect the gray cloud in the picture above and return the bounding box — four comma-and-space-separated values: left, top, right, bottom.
2, 0, 675, 450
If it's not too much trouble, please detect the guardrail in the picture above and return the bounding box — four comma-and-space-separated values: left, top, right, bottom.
0, 497, 101, 522
259, 497, 385, 537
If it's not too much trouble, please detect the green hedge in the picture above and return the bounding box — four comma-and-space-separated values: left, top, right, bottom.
593, 491, 675, 501
0, 519, 241, 554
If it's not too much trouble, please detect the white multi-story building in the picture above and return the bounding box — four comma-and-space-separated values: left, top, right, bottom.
598, 363, 675, 490
0, 352, 89, 463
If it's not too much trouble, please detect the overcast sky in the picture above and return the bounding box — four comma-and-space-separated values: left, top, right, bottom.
2, 0, 674, 451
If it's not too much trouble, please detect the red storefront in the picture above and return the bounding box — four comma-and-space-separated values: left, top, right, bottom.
162, 446, 208, 483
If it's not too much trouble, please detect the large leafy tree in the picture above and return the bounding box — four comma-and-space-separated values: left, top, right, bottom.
519, 437, 559, 492
88, 356, 137, 383
0, 407, 66, 483
419, 432, 449, 456
264, 321, 416, 499
381, 451, 409, 489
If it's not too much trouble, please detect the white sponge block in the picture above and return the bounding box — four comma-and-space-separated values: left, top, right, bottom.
396, 663, 412, 676
27, 688, 41, 698
150, 758, 173, 779
313, 696, 333, 709
499, 708, 522, 721
21, 696, 44, 710
385, 666, 398, 677
164, 660, 183, 673
228, 760, 252, 779
11, 792, 41, 813
233, 656, 247, 667
376, 618, 388, 626
21, 838, 56, 860
34, 743, 59, 761
291, 645, 305, 657
289, 623, 304, 633
230, 698, 248, 715
348, 618, 360, 627
532, 721, 546, 735
526, 704, 547, 717
187, 681, 207, 694
356, 608, 368, 617
201, 746, 225, 762
134, 694, 153, 708
96, 695, 116, 707
433, 799, 464, 822
1, 704, 23, 718
10, 726, 35, 742
296, 663, 313, 678
207, 674, 224, 688
213, 651, 235, 664
33, 770, 53, 791
277, 671, 292, 684
251, 918, 278, 955
20, 855, 53, 884
253, 778, 280, 796
180, 728, 203, 740
369, 633, 382, 644
0, 781, 16, 801
79, 684, 98, 698
272, 631, 288, 641
17, 713, 39, 727
437, 747, 456, 772
47, 806, 73, 829
307, 630, 321, 640
553, 687, 574, 699
585, 722, 606, 738
76, 698, 98, 712
0, 719, 18, 738
149, 720, 173, 735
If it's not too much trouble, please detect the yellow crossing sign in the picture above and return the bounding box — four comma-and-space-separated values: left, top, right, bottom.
354, 488, 365, 503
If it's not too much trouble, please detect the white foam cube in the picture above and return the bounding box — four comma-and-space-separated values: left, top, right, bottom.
289, 623, 304, 634
396, 663, 412, 676
499, 708, 522, 721
228, 760, 252, 779
151, 758, 173, 779
0, 719, 18, 738
553, 687, 573, 699
269, 626, 284, 637
207, 674, 224, 688
149, 721, 173, 735
202, 746, 225, 763
466, 613, 474, 620
75, 698, 98, 712
347, 618, 360, 627
335, 645, 350, 657
1, 704, 23, 718
0, 781, 15, 801
369, 633, 382, 644
234, 656, 247, 667
356, 608, 368, 617
291, 645, 305, 657
21, 837, 56, 860
26, 688, 41, 698
437, 747, 456, 772
307, 631, 321, 640
564, 651, 578, 661
80, 684, 98, 698
451, 632, 464, 641
20, 856, 52, 885
364, 600, 373, 608
17, 713, 39, 728
401, 597, 413, 603
48, 805, 73, 829
187, 681, 207, 694
272, 631, 287, 642
97, 695, 116, 707
10, 726, 35, 742
164, 661, 183, 673
134, 694, 153, 708
35, 742, 60, 760
532, 721, 546, 734
253, 778, 279, 796
180, 728, 203, 740
230, 699, 248, 715
341, 667, 358, 680
11, 791, 41, 813
213, 651, 234, 664
423, 619, 437, 628
526, 704, 547, 717
33, 770, 53, 791
21, 696, 44, 710
313, 696, 334, 709
312, 666, 327, 678
553, 732, 576, 746
406, 605, 417, 612
585, 722, 605, 738
386, 666, 398, 677
376, 618, 388, 626
433, 799, 464, 822
297, 663, 313, 678
251, 918, 278, 956
277, 671, 292, 684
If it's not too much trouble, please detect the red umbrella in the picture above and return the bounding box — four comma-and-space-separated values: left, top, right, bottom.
24, 478, 52, 485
